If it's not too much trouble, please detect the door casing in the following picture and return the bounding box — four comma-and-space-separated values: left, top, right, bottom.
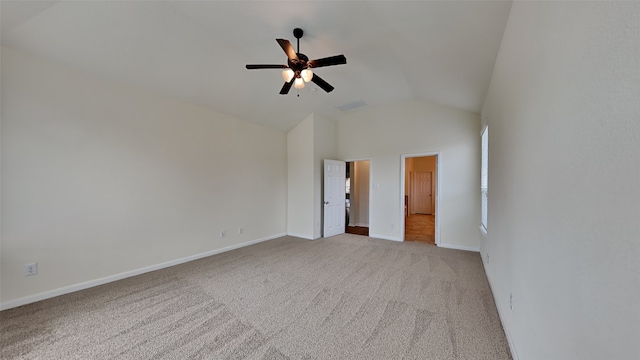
401, 153, 440, 244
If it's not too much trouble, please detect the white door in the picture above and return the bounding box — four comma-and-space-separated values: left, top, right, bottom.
323, 159, 346, 237
414, 172, 432, 214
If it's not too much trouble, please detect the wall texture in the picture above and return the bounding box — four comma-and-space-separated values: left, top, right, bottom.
481, 2, 640, 358
1, 47, 288, 307
337, 100, 481, 250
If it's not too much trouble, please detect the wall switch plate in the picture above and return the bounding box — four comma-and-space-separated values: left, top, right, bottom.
391, 223, 395, 229
25, 263, 38, 276
220, 230, 226, 238
238, 227, 243, 235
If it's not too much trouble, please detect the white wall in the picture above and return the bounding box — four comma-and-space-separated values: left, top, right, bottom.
286, 113, 335, 240
338, 100, 480, 249
287, 114, 314, 239
481, 2, 640, 359
313, 114, 337, 239
1, 47, 288, 307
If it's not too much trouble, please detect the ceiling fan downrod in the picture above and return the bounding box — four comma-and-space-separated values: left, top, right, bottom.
293, 28, 303, 54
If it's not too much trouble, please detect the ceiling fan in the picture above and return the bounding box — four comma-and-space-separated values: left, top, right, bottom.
246, 28, 347, 95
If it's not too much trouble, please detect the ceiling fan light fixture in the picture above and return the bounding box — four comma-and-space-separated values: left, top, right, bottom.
301, 69, 313, 82
282, 68, 295, 82
294, 77, 305, 89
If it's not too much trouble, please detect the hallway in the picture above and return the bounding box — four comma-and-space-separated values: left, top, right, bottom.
404, 214, 435, 244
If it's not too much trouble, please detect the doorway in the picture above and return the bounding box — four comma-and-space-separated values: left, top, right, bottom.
345, 160, 370, 236
402, 154, 438, 244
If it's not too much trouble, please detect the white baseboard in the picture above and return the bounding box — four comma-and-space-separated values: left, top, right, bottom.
483, 262, 520, 360
369, 233, 402, 242
287, 233, 314, 240
0, 233, 286, 311
438, 243, 480, 252
354, 223, 369, 227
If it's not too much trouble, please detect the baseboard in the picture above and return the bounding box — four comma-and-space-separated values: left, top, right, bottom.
438, 243, 480, 252
483, 262, 520, 360
369, 233, 402, 242
287, 232, 314, 240
354, 223, 369, 227
0, 233, 286, 311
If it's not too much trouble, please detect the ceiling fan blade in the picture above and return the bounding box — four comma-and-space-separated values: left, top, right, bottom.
246, 64, 287, 69
276, 39, 299, 61
308, 55, 347, 68
279, 78, 295, 95
311, 73, 335, 93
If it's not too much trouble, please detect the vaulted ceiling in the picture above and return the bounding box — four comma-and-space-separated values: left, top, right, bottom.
1, 1, 512, 132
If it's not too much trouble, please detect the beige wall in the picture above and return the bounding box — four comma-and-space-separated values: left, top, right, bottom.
287, 114, 315, 239
287, 113, 336, 239
351, 160, 370, 226
313, 115, 337, 239
1, 47, 288, 307
338, 100, 480, 250
481, 2, 640, 358
404, 157, 414, 195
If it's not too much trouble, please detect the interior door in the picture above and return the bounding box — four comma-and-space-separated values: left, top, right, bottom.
414, 171, 432, 214
323, 159, 346, 237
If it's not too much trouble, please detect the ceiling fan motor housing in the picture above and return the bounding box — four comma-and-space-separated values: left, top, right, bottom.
289, 53, 309, 73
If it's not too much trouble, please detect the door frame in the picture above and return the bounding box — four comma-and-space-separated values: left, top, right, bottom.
401, 152, 441, 245
344, 158, 373, 232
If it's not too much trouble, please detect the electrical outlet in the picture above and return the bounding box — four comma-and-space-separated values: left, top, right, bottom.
391, 223, 395, 229
238, 227, 243, 235
509, 293, 514, 311
220, 230, 226, 238
486, 253, 490, 264
25, 263, 38, 276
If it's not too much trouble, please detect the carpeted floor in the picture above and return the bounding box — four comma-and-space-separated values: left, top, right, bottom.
0, 234, 511, 360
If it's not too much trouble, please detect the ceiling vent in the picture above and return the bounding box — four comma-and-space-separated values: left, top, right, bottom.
337, 100, 367, 112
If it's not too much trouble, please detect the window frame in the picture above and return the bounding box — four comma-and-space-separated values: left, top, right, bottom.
480, 126, 488, 236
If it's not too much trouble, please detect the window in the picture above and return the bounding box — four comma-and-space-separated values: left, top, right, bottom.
480, 126, 488, 234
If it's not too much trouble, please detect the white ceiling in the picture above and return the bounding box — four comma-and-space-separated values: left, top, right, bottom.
1, 1, 512, 132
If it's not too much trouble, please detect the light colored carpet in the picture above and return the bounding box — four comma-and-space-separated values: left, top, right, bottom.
0, 234, 512, 359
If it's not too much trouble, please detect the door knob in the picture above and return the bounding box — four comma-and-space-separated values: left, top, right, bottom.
324, 201, 329, 204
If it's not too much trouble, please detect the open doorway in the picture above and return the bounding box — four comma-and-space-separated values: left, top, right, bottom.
402, 154, 438, 245
345, 160, 370, 236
